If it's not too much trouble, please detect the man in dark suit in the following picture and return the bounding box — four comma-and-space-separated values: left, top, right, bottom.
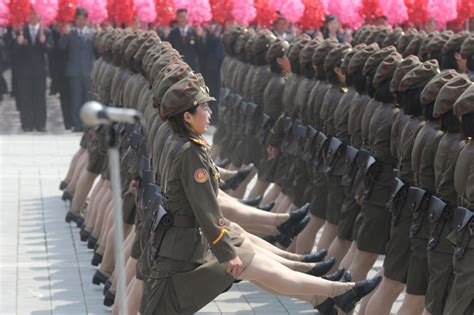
59, 8, 96, 132
166, 9, 204, 72
49, 25, 72, 129
11, 11, 50, 131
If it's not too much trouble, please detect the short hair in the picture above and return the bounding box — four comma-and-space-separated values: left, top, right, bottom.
176, 9, 188, 15
75, 7, 88, 19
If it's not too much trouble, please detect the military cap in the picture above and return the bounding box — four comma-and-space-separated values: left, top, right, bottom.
341, 44, 367, 75
244, 32, 258, 61
153, 62, 192, 107
364, 26, 381, 44
382, 28, 403, 48
418, 32, 438, 59
363, 45, 397, 76
460, 35, 474, 58
124, 33, 147, 62
421, 69, 459, 106
353, 25, 371, 45
312, 38, 339, 65
442, 31, 470, 54
235, 29, 255, 60
288, 38, 310, 64
149, 50, 181, 83
390, 55, 422, 94
436, 75, 472, 117
453, 81, 474, 116
374, 28, 391, 47
266, 39, 290, 64
160, 74, 215, 119
397, 29, 418, 55
252, 29, 276, 56
427, 31, 453, 54
325, 43, 351, 71
103, 30, 120, 54
403, 31, 427, 57
399, 59, 440, 92
223, 26, 245, 55
134, 36, 161, 69
299, 39, 321, 65
373, 52, 403, 89
347, 43, 379, 75
294, 33, 311, 43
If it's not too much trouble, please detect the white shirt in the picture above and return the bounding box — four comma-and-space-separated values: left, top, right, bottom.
29, 23, 40, 44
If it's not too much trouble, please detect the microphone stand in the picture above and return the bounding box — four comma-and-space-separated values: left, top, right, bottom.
106, 123, 128, 315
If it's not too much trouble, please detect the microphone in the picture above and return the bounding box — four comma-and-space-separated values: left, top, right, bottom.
80, 101, 143, 127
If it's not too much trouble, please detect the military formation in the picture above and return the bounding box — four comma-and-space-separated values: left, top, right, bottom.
58, 24, 474, 315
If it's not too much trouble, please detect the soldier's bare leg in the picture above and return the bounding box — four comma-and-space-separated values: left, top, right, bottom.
339, 242, 357, 269
65, 153, 88, 195
347, 249, 379, 282
396, 294, 425, 315
270, 192, 288, 212
240, 224, 278, 237
83, 178, 104, 222
295, 215, 325, 254
90, 192, 112, 239
210, 143, 221, 160
94, 201, 114, 254
248, 178, 270, 199
63, 147, 86, 185
217, 168, 237, 180
252, 280, 328, 306
125, 277, 144, 315
84, 181, 110, 232
261, 184, 281, 205
317, 222, 338, 253
240, 254, 354, 297
230, 168, 257, 199
363, 276, 405, 315
109, 231, 137, 298
70, 170, 98, 215
98, 223, 132, 277
273, 196, 293, 214
326, 237, 352, 273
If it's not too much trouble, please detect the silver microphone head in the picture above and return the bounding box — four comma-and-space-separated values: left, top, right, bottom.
80, 101, 105, 126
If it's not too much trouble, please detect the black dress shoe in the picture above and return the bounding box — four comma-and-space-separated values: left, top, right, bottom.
87, 236, 97, 249
103, 290, 115, 306
80, 228, 90, 242
278, 203, 310, 235
322, 268, 346, 282
61, 190, 73, 201
36, 128, 46, 132
302, 249, 328, 263
216, 158, 230, 168
65, 211, 84, 227
103, 279, 112, 295
72, 126, 83, 133
223, 164, 254, 190
257, 202, 275, 211
59, 181, 68, 191
333, 275, 382, 313
262, 235, 277, 245
315, 298, 337, 315
241, 195, 262, 207
23, 127, 33, 132
306, 257, 336, 277
275, 233, 293, 248
92, 270, 108, 285
91, 253, 103, 266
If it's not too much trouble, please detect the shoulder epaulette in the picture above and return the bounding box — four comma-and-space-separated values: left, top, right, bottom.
340, 87, 349, 93
189, 137, 210, 148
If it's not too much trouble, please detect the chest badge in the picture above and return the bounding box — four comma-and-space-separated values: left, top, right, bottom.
194, 168, 209, 183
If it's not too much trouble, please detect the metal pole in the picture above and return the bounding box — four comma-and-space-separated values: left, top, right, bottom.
107, 126, 128, 315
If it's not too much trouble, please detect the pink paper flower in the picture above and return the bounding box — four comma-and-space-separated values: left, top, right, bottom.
174, 0, 212, 25
428, 0, 458, 28
279, 0, 304, 23
231, 0, 256, 25
30, 0, 58, 25
381, 0, 408, 25
77, 0, 108, 24
0, 0, 10, 26
134, 0, 156, 23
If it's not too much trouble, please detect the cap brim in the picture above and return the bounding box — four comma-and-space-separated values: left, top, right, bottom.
195, 91, 216, 104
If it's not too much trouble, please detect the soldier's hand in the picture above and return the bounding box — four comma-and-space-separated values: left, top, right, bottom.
226, 256, 243, 279
17, 31, 25, 45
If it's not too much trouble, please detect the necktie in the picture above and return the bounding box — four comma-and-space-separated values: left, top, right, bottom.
181, 29, 186, 45
31, 27, 36, 45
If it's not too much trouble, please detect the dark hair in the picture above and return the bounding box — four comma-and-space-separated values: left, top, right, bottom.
75, 7, 88, 18
374, 80, 395, 103
167, 107, 198, 135
290, 58, 301, 74
423, 103, 436, 121
467, 56, 474, 71
327, 68, 340, 84
176, 9, 188, 15
353, 69, 367, 94
428, 51, 443, 66
442, 51, 458, 71
253, 51, 267, 66
461, 112, 474, 138
315, 61, 326, 80
345, 73, 354, 87
270, 58, 283, 74
440, 110, 461, 133
402, 87, 423, 116
302, 62, 315, 78
366, 74, 376, 98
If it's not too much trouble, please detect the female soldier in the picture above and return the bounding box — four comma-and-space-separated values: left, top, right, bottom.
140, 75, 382, 314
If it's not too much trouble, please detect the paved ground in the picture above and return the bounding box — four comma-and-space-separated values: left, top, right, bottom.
0, 75, 403, 314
